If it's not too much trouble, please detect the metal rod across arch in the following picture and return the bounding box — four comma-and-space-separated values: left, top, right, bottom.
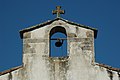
50, 38, 67, 40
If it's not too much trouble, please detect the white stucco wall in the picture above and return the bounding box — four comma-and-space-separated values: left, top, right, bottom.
0, 19, 119, 80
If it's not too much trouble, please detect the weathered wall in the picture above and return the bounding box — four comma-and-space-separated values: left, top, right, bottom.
0, 67, 23, 80
0, 19, 120, 80
0, 64, 120, 80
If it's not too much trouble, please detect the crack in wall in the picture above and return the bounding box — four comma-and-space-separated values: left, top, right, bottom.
107, 70, 113, 80
117, 72, 120, 80
8, 72, 12, 80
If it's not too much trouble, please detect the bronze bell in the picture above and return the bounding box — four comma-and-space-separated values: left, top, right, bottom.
55, 39, 63, 47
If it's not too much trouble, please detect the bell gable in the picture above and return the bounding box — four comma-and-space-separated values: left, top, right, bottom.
20, 18, 97, 39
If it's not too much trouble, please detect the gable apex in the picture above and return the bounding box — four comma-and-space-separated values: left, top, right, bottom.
20, 18, 98, 39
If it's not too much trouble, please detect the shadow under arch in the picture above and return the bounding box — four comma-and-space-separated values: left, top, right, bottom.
50, 26, 67, 37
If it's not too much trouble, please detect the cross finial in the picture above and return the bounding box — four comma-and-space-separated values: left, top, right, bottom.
52, 6, 65, 18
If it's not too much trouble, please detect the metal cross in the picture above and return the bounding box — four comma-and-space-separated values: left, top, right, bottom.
52, 6, 65, 18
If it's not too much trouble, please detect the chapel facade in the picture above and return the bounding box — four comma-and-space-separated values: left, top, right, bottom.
0, 6, 120, 80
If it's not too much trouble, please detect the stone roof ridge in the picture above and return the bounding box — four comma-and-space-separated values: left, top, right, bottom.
19, 17, 98, 39
20, 17, 98, 32
19, 19, 52, 33
0, 65, 23, 76
58, 17, 97, 30
95, 63, 120, 72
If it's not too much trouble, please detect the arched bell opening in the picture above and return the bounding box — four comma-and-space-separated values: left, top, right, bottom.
49, 26, 67, 57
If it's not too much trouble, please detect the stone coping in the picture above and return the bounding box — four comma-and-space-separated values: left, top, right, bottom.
0, 65, 23, 76
95, 63, 120, 72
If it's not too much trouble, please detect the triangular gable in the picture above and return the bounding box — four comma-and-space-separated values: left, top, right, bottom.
20, 18, 98, 39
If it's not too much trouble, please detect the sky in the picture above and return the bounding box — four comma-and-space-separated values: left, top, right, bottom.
50, 32, 67, 57
0, 0, 120, 72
